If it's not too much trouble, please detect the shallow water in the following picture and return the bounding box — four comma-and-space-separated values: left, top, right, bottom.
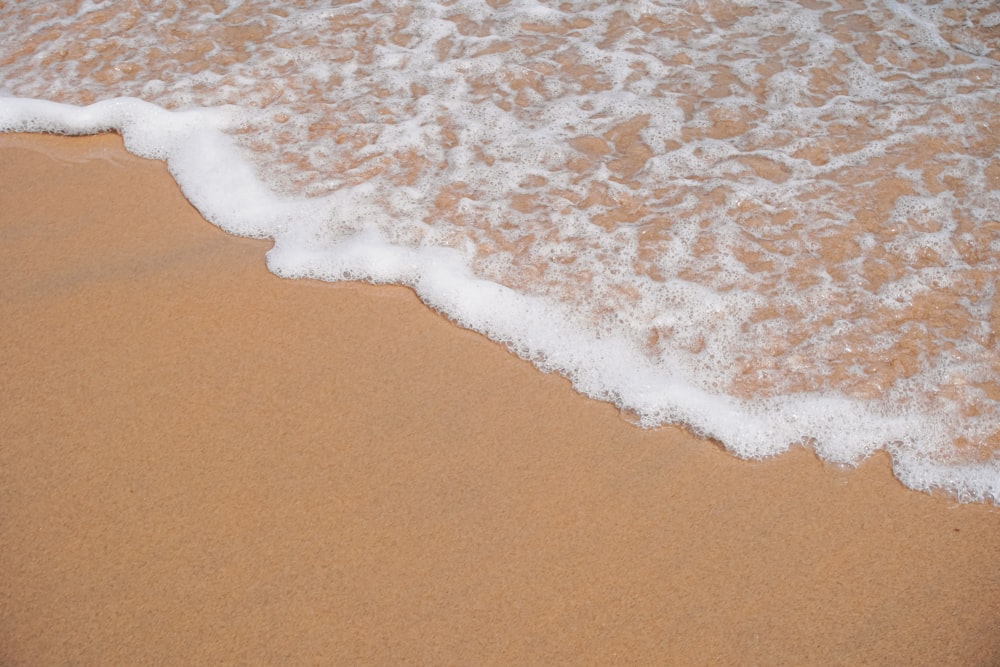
1, 0, 998, 501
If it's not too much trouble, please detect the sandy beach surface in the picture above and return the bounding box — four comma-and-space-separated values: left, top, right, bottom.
2, 132, 999, 665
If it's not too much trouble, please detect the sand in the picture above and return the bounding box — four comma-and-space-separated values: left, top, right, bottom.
1, 132, 999, 665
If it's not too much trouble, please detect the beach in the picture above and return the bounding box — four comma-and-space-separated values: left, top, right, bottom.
2, 131, 999, 664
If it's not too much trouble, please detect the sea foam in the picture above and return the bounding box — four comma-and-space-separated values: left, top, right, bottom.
2, 0, 999, 502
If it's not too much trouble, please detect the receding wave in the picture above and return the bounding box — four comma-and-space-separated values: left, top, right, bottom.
2, 0, 999, 501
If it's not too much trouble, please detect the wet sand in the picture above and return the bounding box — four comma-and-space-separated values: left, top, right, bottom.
2, 132, 999, 665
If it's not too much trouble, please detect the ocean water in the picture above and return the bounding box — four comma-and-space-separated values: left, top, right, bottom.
1, 0, 998, 502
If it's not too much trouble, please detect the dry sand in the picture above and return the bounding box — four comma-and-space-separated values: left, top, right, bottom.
1, 132, 999, 665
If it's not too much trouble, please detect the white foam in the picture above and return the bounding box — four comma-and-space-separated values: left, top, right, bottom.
2, 0, 999, 503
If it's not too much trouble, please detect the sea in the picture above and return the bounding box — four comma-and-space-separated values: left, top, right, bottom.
1, 0, 998, 502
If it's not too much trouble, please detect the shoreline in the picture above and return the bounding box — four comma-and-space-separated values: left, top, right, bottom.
2, 132, 999, 664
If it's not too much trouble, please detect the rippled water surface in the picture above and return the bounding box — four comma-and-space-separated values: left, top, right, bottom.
2, 0, 999, 500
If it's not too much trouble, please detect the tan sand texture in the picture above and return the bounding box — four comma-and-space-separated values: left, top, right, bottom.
2, 133, 1000, 664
